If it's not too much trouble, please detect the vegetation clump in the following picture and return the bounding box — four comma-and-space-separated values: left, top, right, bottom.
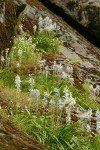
0, 18, 100, 150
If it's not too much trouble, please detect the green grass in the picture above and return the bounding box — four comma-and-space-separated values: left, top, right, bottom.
69, 85, 100, 111
0, 69, 99, 111
11, 112, 100, 150
0, 69, 15, 87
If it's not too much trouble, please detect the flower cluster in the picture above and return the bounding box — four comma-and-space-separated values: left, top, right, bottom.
52, 60, 74, 85
33, 16, 60, 34
38, 16, 60, 33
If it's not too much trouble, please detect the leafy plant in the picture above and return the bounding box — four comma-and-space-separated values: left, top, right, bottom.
9, 36, 41, 66
32, 32, 61, 53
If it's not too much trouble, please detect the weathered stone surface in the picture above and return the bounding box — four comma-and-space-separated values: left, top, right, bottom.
0, 115, 49, 150
0, 0, 17, 56
0, 0, 26, 57
43, 0, 100, 43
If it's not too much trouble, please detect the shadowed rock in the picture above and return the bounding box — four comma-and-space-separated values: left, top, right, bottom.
39, 0, 100, 48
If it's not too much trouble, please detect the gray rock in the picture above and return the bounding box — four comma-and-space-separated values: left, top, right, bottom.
45, 0, 100, 43
0, 0, 26, 57
0, 0, 16, 56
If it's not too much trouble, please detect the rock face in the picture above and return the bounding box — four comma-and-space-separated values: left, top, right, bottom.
41, 0, 100, 45
0, 0, 17, 56
0, 116, 49, 150
0, 0, 26, 57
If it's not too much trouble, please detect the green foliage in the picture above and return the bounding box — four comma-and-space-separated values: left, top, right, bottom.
0, 69, 15, 87
32, 32, 61, 53
11, 112, 74, 149
68, 85, 100, 111
17, 12, 24, 26
12, 112, 100, 150
21, 79, 30, 92
9, 36, 40, 65
34, 74, 66, 94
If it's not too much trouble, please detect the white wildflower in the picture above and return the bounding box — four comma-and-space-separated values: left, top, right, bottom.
5, 48, 9, 59
93, 85, 100, 96
38, 16, 58, 33
33, 25, 37, 34
38, 16, 43, 22
71, 135, 77, 143
30, 89, 40, 100
18, 48, 23, 57
16, 62, 21, 68
69, 77, 74, 85
66, 106, 71, 114
56, 25, 60, 31
38, 20, 43, 29
1, 55, 5, 63
63, 86, 69, 100
53, 22, 57, 29
79, 109, 92, 119
32, 43, 36, 49
58, 100, 65, 111
86, 124, 91, 131
52, 61, 63, 74
19, 24, 24, 34
57, 63, 63, 74
54, 88, 60, 98
66, 65, 73, 74
29, 75, 35, 90
43, 16, 50, 26
66, 114, 71, 124
15, 75, 21, 92
39, 59, 46, 68
45, 65, 49, 78
49, 99, 55, 110
61, 71, 68, 79
6, 57, 10, 68
43, 91, 49, 108
69, 94, 76, 106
